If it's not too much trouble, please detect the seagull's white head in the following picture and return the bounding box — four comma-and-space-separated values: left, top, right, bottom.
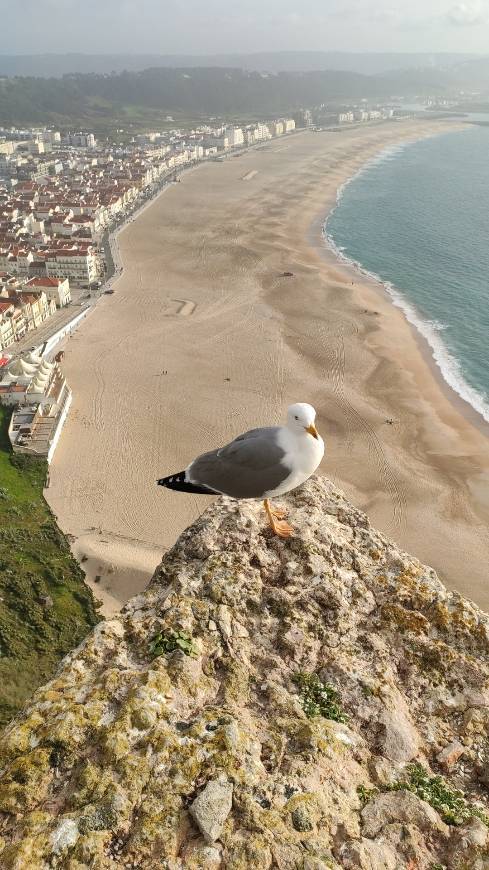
286, 402, 319, 439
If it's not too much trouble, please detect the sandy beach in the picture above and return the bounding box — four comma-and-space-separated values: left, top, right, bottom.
45, 119, 489, 615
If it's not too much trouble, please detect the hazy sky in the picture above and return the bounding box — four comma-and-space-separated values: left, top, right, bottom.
2, 0, 488, 54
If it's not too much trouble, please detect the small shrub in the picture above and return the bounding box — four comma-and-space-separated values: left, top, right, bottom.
357, 784, 379, 807
293, 672, 348, 723
149, 629, 196, 659
388, 762, 489, 827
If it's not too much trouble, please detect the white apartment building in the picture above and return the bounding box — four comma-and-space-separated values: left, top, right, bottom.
186, 145, 204, 161
253, 124, 272, 141
46, 249, 99, 287
206, 135, 230, 151
271, 122, 284, 137
51, 213, 75, 236
25, 276, 71, 308
28, 141, 45, 155
224, 127, 244, 147
2, 250, 34, 276
0, 303, 15, 349
40, 131, 61, 144
63, 133, 97, 149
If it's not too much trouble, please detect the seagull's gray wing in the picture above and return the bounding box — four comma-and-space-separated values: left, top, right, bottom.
187, 426, 289, 499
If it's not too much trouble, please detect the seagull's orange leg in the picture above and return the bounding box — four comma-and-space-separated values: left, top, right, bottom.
263, 499, 294, 538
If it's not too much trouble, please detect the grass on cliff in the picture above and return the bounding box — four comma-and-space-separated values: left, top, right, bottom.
358, 763, 489, 827
0, 405, 100, 729
293, 672, 348, 723
391, 762, 489, 827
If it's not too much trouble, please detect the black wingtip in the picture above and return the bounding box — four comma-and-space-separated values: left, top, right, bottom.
157, 470, 218, 495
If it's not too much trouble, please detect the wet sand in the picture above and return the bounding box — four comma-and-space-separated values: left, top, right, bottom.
45, 120, 489, 615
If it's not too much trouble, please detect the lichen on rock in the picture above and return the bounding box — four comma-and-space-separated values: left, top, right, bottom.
190, 777, 233, 843
1, 476, 489, 868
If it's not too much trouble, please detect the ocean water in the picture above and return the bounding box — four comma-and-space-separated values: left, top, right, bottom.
325, 124, 489, 422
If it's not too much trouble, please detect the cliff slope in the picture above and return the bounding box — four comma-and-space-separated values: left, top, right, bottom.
1, 477, 489, 869
0, 406, 99, 729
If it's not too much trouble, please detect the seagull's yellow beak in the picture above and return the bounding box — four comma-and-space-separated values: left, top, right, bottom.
306, 423, 319, 439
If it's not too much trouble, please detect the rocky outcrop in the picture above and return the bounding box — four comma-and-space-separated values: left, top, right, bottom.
1, 476, 489, 868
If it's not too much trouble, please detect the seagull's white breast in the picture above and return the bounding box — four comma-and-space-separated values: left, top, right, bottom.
263, 427, 325, 498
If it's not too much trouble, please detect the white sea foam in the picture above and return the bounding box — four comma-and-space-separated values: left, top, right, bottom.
325, 169, 489, 425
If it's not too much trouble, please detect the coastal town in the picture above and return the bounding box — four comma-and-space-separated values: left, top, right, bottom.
0, 102, 410, 463
0, 103, 403, 351
0, 116, 303, 349
0, 115, 308, 460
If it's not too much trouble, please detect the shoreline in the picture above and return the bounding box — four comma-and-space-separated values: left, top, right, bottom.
306, 123, 489, 445
321, 129, 489, 433
44, 120, 489, 613
313, 151, 489, 442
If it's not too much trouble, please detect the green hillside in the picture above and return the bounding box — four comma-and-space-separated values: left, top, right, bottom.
0, 406, 100, 728
0, 65, 449, 129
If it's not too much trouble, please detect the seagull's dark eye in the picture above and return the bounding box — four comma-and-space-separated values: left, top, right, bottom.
294, 415, 298, 420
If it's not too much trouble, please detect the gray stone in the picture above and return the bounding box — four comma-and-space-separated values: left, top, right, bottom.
291, 805, 313, 831
361, 790, 448, 838
447, 817, 489, 869
340, 838, 397, 870
50, 818, 79, 854
377, 691, 420, 763
190, 778, 233, 844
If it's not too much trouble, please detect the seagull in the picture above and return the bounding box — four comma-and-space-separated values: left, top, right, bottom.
157, 403, 324, 538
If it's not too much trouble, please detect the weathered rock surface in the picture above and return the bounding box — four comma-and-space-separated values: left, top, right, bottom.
189, 777, 233, 843
1, 476, 489, 868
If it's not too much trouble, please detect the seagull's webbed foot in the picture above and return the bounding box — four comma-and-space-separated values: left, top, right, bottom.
273, 519, 294, 539
263, 499, 294, 538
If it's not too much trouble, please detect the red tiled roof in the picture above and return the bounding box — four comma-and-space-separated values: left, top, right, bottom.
26, 277, 62, 287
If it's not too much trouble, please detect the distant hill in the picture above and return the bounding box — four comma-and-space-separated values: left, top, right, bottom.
0, 66, 440, 129
0, 51, 481, 78
447, 55, 489, 88
2, 56, 488, 130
